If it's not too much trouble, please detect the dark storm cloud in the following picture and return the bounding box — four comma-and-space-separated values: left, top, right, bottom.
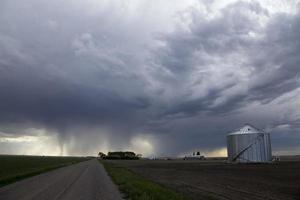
143, 1, 300, 155
0, 0, 159, 155
0, 0, 300, 156
0, 1, 151, 123
154, 1, 300, 116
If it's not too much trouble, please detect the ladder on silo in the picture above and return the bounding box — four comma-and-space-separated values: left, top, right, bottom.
232, 133, 264, 162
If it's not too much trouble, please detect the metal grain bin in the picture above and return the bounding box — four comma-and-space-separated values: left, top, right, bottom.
227, 124, 272, 163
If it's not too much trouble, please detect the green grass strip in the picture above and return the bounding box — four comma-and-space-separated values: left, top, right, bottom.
102, 161, 189, 200
0, 160, 86, 187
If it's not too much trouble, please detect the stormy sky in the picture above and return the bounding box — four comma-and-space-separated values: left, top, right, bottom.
0, 0, 300, 157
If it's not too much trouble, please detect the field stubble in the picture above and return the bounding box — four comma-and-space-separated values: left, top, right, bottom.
106, 160, 300, 200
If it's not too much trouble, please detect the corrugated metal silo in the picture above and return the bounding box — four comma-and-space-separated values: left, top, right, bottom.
227, 124, 272, 163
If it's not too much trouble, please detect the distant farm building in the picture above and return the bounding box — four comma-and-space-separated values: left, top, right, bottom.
227, 124, 272, 163
183, 151, 205, 160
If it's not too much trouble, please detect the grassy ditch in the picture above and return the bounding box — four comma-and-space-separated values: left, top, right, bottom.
0, 155, 89, 187
102, 160, 189, 200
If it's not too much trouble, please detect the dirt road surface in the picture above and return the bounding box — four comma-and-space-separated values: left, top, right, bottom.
0, 159, 123, 200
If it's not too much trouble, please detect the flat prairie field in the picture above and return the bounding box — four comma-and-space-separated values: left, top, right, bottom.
0, 155, 89, 186
106, 160, 300, 200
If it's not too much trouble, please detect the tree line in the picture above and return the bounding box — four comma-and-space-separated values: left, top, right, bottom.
98, 151, 142, 160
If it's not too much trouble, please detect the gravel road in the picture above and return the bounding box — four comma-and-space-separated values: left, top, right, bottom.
0, 159, 123, 200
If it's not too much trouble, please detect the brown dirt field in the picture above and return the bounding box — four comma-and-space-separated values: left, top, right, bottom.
106, 160, 300, 200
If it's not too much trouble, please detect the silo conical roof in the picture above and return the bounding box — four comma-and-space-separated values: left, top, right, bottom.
229, 124, 264, 135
